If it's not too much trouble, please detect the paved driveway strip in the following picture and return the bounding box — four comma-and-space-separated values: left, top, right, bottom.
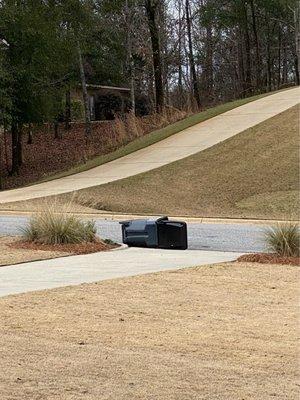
0, 248, 242, 297
0, 87, 299, 203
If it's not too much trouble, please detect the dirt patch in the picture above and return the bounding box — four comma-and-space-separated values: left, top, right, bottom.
0, 262, 298, 399
0, 236, 118, 267
9, 238, 118, 254
237, 253, 300, 266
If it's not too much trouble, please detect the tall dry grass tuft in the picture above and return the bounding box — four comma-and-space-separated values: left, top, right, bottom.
264, 223, 300, 257
135, 106, 189, 137
20, 198, 97, 245
125, 112, 143, 139
166, 105, 189, 122
99, 107, 189, 154
114, 116, 127, 144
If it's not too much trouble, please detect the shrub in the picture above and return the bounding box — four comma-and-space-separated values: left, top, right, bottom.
21, 208, 97, 245
264, 223, 300, 257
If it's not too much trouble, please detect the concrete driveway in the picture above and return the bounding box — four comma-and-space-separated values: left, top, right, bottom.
0, 86, 299, 204
0, 247, 242, 297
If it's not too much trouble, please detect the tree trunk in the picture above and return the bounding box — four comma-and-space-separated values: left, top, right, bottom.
294, 56, 300, 85
65, 89, 71, 130
54, 120, 60, 140
204, 23, 213, 101
27, 123, 33, 144
147, 68, 156, 112
237, 28, 246, 97
266, 21, 272, 91
77, 40, 92, 140
282, 40, 288, 84
0, 131, 2, 189
145, 0, 165, 112
125, 0, 136, 114
278, 25, 282, 88
185, 0, 201, 109
10, 122, 19, 175
242, 2, 252, 95
250, 0, 260, 90
293, 3, 300, 85
3, 124, 9, 173
17, 127, 22, 166
177, 0, 184, 107
129, 67, 136, 114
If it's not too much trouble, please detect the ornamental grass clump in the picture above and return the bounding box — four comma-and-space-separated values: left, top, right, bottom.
21, 207, 97, 245
264, 223, 300, 257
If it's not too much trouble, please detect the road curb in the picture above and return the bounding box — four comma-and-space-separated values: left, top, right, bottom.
111, 243, 128, 251
0, 209, 298, 225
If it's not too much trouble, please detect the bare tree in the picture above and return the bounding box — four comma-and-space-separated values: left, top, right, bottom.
185, 0, 201, 109
77, 40, 91, 141
124, 0, 136, 114
65, 88, 71, 130
249, 0, 261, 90
145, 0, 165, 112
292, 1, 300, 85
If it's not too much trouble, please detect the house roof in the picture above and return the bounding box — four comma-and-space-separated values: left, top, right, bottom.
85, 84, 131, 92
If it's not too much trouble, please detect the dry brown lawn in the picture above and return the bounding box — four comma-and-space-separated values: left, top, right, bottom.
0, 236, 68, 266
0, 262, 299, 399
71, 106, 299, 220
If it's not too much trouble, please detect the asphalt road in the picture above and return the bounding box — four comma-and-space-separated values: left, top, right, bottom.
0, 215, 267, 253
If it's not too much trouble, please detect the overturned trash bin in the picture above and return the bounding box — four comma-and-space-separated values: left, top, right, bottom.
119, 216, 188, 250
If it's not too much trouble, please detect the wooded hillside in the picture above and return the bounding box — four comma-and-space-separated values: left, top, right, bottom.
0, 0, 299, 188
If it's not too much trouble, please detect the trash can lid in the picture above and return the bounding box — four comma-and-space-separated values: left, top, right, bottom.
120, 216, 169, 225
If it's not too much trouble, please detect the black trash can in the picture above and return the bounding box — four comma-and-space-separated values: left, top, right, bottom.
119, 218, 158, 248
119, 216, 188, 250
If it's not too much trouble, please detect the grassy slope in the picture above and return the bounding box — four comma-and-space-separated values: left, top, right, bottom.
73, 106, 299, 220
34, 91, 277, 184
